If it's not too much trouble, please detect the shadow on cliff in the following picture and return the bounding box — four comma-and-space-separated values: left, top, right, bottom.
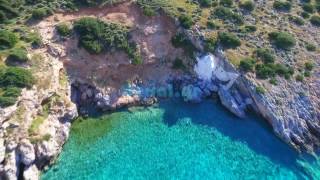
159, 98, 301, 172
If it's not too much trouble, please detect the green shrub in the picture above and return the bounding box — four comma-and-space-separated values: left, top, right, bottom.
204, 38, 217, 53
0, 10, 7, 23
255, 63, 276, 79
220, 0, 233, 7
296, 74, 304, 82
0, 96, 16, 107
305, 43, 316, 51
269, 78, 278, 85
207, 21, 219, 29
300, 11, 310, 19
302, 3, 315, 13
239, 58, 256, 72
213, 6, 244, 25
273, 1, 291, 11
74, 17, 129, 54
74, 17, 142, 64
254, 48, 275, 63
179, 14, 193, 29
256, 86, 266, 94
198, 0, 213, 7
310, 15, 320, 26
305, 62, 314, 71
269, 32, 296, 50
143, 6, 156, 16
289, 16, 305, 25
0, 30, 18, 50
239, 0, 255, 11
6, 48, 29, 64
2, 87, 21, 97
32, 8, 51, 20
56, 23, 72, 37
0, 67, 34, 88
218, 32, 241, 49
243, 25, 257, 33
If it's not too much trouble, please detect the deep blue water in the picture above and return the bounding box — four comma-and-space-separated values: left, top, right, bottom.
41, 99, 320, 179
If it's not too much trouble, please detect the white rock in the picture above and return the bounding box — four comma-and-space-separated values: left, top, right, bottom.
194, 54, 216, 80
23, 165, 39, 180
4, 151, 18, 180
0, 137, 5, 163
18, 139, 35, 166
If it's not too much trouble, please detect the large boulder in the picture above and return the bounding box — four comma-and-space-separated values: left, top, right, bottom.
218, 88, 246, 118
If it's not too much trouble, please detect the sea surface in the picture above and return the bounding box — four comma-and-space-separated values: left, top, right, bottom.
42, 99, 320, 180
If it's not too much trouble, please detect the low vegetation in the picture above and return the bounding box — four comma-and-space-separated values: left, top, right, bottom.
218, 32, 241, 49
0, 30, 18, 50
74, 17, 142, 64
269, 32, 296, 50
56, 23, 72, 37
6, 48, 29, 65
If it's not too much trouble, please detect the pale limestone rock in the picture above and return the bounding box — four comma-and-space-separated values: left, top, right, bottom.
18, 139, 35, 166
23, 165, 39, 180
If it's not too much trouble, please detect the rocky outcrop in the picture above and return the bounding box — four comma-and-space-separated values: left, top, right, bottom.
23, 165, 39, 180
18, 139, 35, 166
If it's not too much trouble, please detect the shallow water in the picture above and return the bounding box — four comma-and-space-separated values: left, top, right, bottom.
41, 99, 320, 180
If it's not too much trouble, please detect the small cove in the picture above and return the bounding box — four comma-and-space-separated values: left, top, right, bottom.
41, 99, 320, 179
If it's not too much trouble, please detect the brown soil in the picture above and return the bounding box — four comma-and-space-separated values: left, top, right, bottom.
36, 1, 186, 90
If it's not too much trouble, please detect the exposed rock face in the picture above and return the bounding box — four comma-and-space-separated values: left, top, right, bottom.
23, 165, 39, 180
18, 139, 35, 166
238, 76, 320, 152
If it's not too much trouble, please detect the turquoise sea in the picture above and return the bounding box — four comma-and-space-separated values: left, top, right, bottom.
42, 99, 320, 180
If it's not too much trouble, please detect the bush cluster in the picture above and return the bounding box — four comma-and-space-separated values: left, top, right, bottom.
56, 23, 72, 37
310, 15, 320, 26
0, 66, 34, 108
289, 16, 305, 26
254, 48, 275, 64
220, 0, 233, 7
213, 6, 244, 25
6, 48, 29, 65
142, 6, 156, 16
255, 63, 294, 79
74, 17, 142, 64
239, 0, 255, 11
269, 31, 296, 50
197, 0, 213, 7
179, 14, 194, 29
32, 8, 52, 20
0, 30, 18, 50
0, 67, 34, 88
239, 58, 256, 72
273, 1, 291, 11
218, 32, 241, 49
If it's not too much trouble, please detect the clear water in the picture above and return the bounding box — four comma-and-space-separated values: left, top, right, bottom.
41, 99, 320, 180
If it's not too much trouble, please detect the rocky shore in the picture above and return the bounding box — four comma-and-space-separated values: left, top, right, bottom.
1, 1, 319, 179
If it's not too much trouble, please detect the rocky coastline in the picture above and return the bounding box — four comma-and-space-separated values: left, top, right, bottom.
1, 1, 319, 179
